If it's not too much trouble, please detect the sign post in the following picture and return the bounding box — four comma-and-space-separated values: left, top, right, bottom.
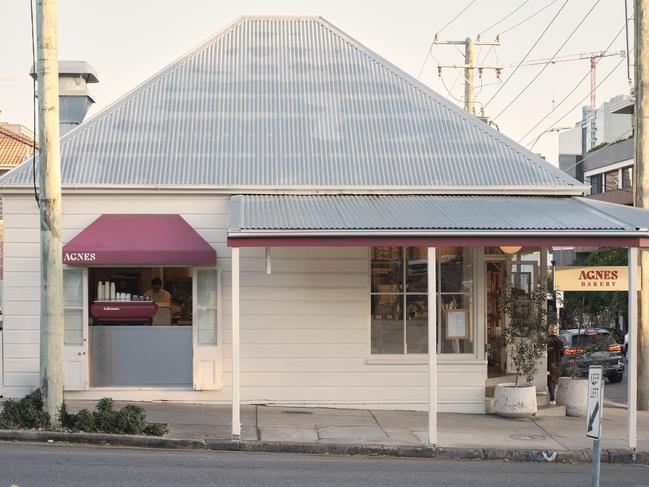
586, 365, 604, 487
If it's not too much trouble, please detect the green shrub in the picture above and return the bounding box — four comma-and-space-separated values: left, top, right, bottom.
0, 389, 50, 429
57, 397, 167, 436
143, 422, 169, 436
115, 404, 147, 435
93, 398, 117, 433
73, 409, 96, 432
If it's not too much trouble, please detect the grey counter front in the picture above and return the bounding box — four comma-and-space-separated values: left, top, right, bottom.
90, 326, 192, 387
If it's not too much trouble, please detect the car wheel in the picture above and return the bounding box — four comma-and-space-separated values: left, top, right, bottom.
609, 372, 624, 384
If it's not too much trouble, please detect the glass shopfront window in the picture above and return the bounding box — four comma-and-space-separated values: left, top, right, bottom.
87, 267, 196, 387
370, 247, 474, 355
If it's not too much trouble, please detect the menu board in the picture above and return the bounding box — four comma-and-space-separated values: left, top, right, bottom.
446, 310, 468, 339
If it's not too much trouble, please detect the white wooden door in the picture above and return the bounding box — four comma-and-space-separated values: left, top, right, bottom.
193, 267, 222, 390
63, 267, 89, 390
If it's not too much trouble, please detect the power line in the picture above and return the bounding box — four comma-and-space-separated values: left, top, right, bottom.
518, 23, 626, 144
527, 55, 627, 150
439, 71, 468, 105
437, 0, 479, 36
483, 0, 569, 109
500, 0, 562, 35
478, 0, 532, 36
416, 0, 479, 79
491, 0, 602, 121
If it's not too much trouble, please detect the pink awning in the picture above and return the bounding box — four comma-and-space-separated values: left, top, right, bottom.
63, 214, 216, 266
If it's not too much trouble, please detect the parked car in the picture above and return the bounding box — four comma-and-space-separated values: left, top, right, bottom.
559, 328, 625, 383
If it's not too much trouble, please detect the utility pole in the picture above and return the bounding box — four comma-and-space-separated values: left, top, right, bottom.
634, 0, 649, 412
434, 35, 502, 116
36, 0, 64, 425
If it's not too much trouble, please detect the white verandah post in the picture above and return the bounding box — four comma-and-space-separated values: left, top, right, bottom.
428, 247, 438, 445
232, 247, 241, 439
628, 247, 638, 450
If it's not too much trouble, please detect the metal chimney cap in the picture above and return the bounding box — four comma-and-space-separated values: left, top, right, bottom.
30, 61, 98, 83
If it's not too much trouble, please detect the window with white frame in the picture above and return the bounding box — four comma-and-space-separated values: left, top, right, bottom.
370, 247, 474, 355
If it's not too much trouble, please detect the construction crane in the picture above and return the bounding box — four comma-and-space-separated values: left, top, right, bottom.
511, 50, 626, 148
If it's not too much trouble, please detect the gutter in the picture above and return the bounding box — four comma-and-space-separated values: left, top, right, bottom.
226, 229, 648, 238
0, 184, 589, 196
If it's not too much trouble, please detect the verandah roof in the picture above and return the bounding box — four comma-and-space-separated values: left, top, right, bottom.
226, 195, 649, 248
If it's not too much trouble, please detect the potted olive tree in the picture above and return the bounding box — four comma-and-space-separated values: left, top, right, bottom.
492, 286, 553, 418
556, 323, 610, 417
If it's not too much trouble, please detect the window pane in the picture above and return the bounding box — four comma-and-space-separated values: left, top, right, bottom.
438, 294, 473, 354
371, 247, 403, 293
197, 307, 217, 345
439, 247, 473, 293
605, 170, 619, 192
64, 270, 83, 308
623, 167, 633, 188
64, 308, 83, 345
406, 248, 427, 292
196, 269, 217, 345
406, 295, 427, 353
371, 294, 404, 354
591, 174, 603, 194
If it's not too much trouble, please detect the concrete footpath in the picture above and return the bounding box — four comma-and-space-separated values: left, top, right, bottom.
1, 401, 648, 464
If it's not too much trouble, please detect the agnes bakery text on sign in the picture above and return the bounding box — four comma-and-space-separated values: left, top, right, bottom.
63, 251, 97, 263
554, 266, 640, 291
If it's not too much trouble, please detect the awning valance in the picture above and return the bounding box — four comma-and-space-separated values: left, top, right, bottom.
226, 195, 649, 248
63, 214, 216, 266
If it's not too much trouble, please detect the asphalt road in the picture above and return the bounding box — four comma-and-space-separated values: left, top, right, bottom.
0, 443, 648, 487
605, 367, 628, 404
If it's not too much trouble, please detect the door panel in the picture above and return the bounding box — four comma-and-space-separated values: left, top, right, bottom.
63, 267, 88, 390
193, 268, 222, 390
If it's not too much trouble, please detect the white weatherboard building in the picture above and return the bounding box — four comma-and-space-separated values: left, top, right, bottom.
1, 17, 648, 442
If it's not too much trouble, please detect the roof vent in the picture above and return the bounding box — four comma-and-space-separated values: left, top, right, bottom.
30, 61, 99, 135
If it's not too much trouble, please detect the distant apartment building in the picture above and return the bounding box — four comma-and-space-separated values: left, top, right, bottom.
558, 95, 634, 205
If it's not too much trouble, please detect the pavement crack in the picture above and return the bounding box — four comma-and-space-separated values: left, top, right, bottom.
368, 410, 389, 438
531, 418, 568, 450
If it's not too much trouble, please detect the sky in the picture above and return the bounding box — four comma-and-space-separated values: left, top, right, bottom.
0, 0, 634, 166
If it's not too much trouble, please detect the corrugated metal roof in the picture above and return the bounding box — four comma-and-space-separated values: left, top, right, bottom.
1, 16, 580, 192
227, 194, 649, 234
0, 125, 35, 170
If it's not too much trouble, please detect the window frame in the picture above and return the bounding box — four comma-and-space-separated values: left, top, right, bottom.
367, 247, 479, 360
369, 247, 427, 355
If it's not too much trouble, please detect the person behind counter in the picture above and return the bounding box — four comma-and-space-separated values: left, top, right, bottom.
144, 277, 171, 303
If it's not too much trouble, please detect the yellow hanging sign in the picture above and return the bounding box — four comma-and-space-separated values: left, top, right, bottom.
554, 266, 641, 291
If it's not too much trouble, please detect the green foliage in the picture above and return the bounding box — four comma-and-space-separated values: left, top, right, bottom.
563, 332, 613, 379
0, 389, 51, 429
493, 286, 553, 386
143, 422, 169, 436
561, 248, 627, 328
58, 397, 167, 436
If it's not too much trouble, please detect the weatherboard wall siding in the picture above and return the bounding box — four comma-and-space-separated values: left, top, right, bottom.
1, 193, 484, 411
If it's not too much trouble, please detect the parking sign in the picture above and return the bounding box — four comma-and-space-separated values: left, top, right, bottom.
586, 366, 604, 440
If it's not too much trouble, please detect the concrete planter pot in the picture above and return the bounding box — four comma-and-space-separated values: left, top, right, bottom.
494, 383, 538, 418
556, 377, 588, 417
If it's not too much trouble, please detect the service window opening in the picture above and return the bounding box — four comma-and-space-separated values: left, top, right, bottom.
88, 267, 193, 387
